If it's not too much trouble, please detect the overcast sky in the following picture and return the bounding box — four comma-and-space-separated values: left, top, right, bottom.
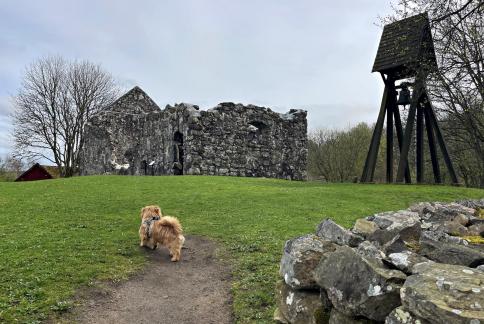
0, 0, 393, 158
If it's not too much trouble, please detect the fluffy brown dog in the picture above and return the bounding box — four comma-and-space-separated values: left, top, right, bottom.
139, 205, 162, 248
139, 205, 185, 262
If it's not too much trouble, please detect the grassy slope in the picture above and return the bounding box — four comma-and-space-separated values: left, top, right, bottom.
0, 176, 482, 323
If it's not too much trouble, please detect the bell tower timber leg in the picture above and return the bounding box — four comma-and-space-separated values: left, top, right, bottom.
361, 84, 390, 183
424, 104, 442, 183
393, 107, 412, 183
397, 89, 420, 182
416, 107, 425, 183
425, 99, 459, 184
386, 88, 396, 183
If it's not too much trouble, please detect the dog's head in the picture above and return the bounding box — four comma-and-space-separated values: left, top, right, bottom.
140, 205, 162, 220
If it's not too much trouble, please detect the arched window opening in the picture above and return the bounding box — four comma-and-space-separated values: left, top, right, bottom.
249, 121, 268, 131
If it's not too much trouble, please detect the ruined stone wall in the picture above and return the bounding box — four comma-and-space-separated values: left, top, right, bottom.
181, 102, 307, 179
80, 87, 307, 180
81, 87, 168, 176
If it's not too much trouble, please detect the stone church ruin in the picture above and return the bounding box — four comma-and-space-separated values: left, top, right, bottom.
80, 87, 307, 180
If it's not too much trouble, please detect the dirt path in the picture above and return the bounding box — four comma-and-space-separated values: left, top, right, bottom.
72, 236, 233, 324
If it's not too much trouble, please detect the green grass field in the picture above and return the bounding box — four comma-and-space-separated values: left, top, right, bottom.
0, 176, 482, 323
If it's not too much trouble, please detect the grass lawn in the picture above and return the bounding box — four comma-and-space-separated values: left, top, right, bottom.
0, 176, 482, 323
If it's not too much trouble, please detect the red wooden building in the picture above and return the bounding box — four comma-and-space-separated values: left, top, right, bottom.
15, 163, 53, 182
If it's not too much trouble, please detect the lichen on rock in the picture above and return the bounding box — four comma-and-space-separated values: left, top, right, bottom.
280, 234, 338, 289
276, 198, 484, 324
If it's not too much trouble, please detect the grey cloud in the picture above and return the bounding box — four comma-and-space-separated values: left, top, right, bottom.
0, 0, 393, 155
0, 117, 13, 156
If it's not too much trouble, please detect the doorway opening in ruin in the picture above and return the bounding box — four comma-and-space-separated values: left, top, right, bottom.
142, 160, 148, 175
173, 131, 184, 175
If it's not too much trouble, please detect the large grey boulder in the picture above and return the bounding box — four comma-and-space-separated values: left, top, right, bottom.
436, 220, 469, 236
280, 234, 337, 289
419, 231, 484, 267
454, 213, 471, 226
371, 222, 421, 247
456, 199, 484, 210
385, 306, 430, 324
274, 280, 327, 324
352, 218, 379, 238
408, 202, 434, 216
386, 251, 432, 274
383, 235, 414, 255
401, 262, 484, 324
367, 210, 421, 246
356, 240, 386, 267
411, 202, 475, 223
468, 222, 484, 236
370, 210, 421, 230
314, 245, 406, 321
328, 308, 372, 324
420, 230, 469, 246
316, 219, 363, 247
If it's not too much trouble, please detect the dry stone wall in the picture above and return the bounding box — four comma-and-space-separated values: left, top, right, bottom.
276, 198, 484, 324
80, 87, 307, 179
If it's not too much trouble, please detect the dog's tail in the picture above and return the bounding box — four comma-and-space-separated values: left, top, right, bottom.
158, 216, 183, 236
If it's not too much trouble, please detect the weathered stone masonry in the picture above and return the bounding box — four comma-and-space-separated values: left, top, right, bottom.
80, 86, 307, 180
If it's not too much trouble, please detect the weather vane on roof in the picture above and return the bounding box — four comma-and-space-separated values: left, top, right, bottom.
361, 13, 458, 185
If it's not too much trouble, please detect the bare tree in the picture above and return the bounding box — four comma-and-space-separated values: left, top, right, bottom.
308, 123, 385, 182
12, 56, 119, 177
0, 154, 26, 181
382, 0, 483, 25
383, 0, 484, 187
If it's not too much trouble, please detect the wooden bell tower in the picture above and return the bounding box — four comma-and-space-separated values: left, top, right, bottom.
361, 13, 458, 185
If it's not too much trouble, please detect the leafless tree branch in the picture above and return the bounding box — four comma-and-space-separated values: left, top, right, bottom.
11, 56, 119, 177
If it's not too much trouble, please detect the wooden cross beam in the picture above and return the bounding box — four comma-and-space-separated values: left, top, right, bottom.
362, 72, 457, 185
393, 105, 412, 183
395, 72, 426, 183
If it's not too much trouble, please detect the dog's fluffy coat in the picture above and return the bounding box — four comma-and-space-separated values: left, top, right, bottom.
139, 205, 185, 262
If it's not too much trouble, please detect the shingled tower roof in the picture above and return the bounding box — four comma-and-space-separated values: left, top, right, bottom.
372, 13, 437, 79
